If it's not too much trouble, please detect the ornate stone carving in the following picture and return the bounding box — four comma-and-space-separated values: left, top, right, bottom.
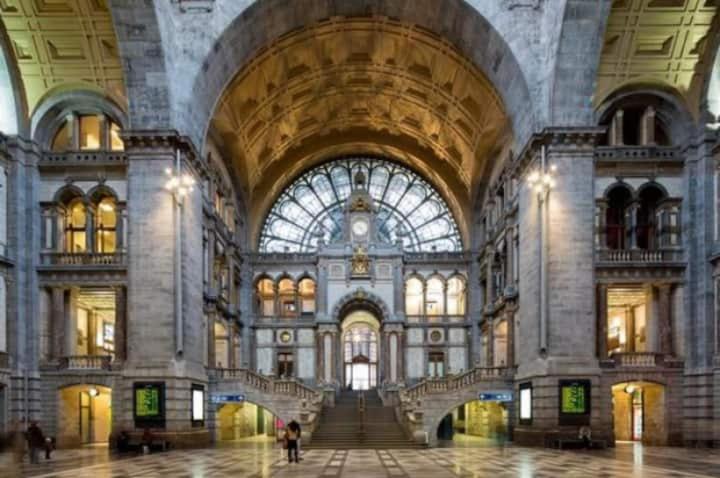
349, 196, 372, 213
351, 246, 371, 276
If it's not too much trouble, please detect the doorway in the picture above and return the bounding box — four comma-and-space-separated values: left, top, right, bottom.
342, 311, 380, 390
58, 384, 112, 448
612, 381, 666, 445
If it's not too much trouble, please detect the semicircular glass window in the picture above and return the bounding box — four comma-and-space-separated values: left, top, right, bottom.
259, 157, 462, 253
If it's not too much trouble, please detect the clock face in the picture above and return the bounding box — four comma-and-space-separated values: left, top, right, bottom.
352, 218, 369, 237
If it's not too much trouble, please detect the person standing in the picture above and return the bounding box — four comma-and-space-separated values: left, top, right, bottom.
284, 421, 300, 464
26, 422, 44, 464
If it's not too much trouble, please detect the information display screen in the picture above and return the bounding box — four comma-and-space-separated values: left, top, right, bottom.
558, 379, 591, 426
133, 382, 165, 427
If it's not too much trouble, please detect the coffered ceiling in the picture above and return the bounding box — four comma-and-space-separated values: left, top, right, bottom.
596, 0, 717, 114
210, 18, 509, 210
0, 0, 125, 114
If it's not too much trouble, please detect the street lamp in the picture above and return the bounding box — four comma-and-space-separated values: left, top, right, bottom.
165, 150, 195, 358
526, 145, 556, 356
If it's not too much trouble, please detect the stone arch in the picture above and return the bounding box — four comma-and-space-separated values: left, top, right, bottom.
32, 89, 127, 149
0, 20, 27, 136
87, 184, 120, 205
420, 384, 515, 447
595, 86, 696, 146
53, 184, 86, 206
181, 1, 537, 208
331, 288, 391, 322
636, 181, 670, 202
602, 181, 635, 201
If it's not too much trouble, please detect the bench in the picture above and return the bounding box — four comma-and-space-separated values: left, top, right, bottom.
117, 432, 172, 453
553, 438, 607, 450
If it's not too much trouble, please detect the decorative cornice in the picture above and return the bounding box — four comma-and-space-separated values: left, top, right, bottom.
120, 129, 209, 178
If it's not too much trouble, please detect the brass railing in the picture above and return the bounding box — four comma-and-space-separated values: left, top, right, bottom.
400, 366, 513, 402
41, 252, 126, 266
59, 355, 112, 370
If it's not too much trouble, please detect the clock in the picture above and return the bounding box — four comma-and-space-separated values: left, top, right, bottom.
352, 218, 369, 238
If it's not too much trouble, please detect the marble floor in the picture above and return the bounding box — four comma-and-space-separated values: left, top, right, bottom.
2, 442, 719, 477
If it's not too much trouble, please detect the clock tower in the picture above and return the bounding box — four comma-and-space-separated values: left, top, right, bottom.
345, 170, 375, 246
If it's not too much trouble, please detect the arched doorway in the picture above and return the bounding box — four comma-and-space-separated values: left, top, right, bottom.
342, 311, 380, 391
436, 400, 509, 446
57, 384, 112, 448
612, 381, 666, 445
216, 401, 277, 443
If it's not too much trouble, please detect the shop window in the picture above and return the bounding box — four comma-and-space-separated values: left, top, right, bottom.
109, 122, 124, 151
278, 278, 296, 317
95, 198, 117, 253
277, 352, 294, 378
214, 322, 229, 368
447, 276, 466, 315
65, 201, 87, 253
298, 278, 316, 315
405, 277, 423, 315
426, 277, 444, 316
607, 288, 647, 354
79, 115, 101, 150
256, 279, 274, 316
51, 119, 71, 151
428, 352, 444, 377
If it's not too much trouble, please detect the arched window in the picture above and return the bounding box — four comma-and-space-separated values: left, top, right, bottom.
447, 276, 466, 315
405, 277, 424, 316
637, 185, 666, 250
605, 185, 632, 250
256, 278, 275, 316
95, 198, 117, 253
50, 115, 124, 152
425, 277, 445, 316
64, 201, 87, 253
259, 157, 462, 252
298, 278, 316, 315
278, 278, 296, 317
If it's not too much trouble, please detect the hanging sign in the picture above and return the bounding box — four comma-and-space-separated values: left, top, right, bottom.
210, 393, 246, 404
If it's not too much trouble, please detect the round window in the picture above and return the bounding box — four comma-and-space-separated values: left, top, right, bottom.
280, 331, 292, 343
430, 330, 442, 342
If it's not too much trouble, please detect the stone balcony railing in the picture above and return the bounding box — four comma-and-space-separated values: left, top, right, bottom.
405, 315, 467, 325
594, 145, 681, 162
58, 355, 113, 371
40, 252, 126, 266
399, 366, 514, 402
600, 352, 684, 369
596, 248, 683, 264
209, 367, 322, 402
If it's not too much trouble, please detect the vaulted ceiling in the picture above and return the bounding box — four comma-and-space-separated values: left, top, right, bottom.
596, 0, 717, 114
209, 18, 509, 237
0, 0, 125, 114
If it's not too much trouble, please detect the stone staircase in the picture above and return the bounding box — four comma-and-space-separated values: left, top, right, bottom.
308, 390, 424, 449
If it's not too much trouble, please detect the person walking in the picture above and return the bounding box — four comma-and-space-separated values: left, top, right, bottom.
26, 422, 44, 464
288, 419, 302, 461
284, 421, 300, 464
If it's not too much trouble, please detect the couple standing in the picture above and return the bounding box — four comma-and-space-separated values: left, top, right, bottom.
283, 419, 302, 463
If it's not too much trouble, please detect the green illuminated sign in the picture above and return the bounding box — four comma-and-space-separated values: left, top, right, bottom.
135, 387, 160, 417
561, 384, 587, 414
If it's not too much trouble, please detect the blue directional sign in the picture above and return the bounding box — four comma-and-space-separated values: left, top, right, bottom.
478, 391, 513, 402
210, 393, 245, 404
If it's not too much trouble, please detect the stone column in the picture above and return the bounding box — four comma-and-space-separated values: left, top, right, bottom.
114, 286, 127, 361
207, 313, 216, 368
641, 106, 656, 146
506, 309, 515, 367
316, 262, 328, 320
657, 284, 673, 355
625, 306, 635, 353
51, 287, 65, 359
596, 284, 608, 358
486, 319, 494, 366
228, 329, 236, 368
628, 203, 639, 249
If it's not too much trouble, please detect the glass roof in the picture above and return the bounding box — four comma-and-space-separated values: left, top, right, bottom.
259, 157, 462, 253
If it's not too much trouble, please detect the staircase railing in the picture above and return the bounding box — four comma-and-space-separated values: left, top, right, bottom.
209, 367, 323, 402
399, 366, 513, 402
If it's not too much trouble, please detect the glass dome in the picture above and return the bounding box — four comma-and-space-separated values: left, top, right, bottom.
259, 157, 462, 253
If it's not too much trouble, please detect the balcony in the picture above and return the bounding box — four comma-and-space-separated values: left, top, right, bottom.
405, 315, 466, 325
596, 248, 683, 264
600, 352, 683, 370
40, 252, 126, 266
58, 355, 112, 371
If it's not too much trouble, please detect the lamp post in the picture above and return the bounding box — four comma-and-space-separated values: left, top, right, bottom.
526, 145, 556, 356
165, 150, 195, 358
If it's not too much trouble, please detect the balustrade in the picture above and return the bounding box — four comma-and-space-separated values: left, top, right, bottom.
210, 367, 322, 401
41, 252, 126, 266
400, 366, 512, 402
59, 355, 112, 370
596, 248, 682, 263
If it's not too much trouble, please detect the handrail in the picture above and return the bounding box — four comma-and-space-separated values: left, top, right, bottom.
400, 366, 513, 402
40, 252, 126, 266
210, 367, 322, 401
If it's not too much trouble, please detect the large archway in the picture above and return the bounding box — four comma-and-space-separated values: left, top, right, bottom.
341, 311, 381, 391
57, 384, 112, 448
